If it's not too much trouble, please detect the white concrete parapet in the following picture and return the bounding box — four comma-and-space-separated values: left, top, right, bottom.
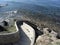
0, 22, 19, 44
21, 22, 35, 45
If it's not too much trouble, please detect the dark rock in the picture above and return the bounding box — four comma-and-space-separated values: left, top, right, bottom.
2, 21, 9, 26
56, 33, 60, 39
0, 25, 7, 32
56, 30, 60, 39
41, 24, 46, 28
47, 29, 52, 33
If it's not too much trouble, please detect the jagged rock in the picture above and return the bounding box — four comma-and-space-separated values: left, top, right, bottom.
35, 35, 52, 45
35, 28, 58, 45
47, 29, 52, 33
41, 24, 46, 28
43, 28, 49, 34
35, 28, 43, 39
50, 30, 57, 40
37, 27, 40, 30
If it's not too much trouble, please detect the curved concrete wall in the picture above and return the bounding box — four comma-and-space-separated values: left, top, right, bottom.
0, 22, 20, 44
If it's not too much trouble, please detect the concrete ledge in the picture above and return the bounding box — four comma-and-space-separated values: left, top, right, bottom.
21, 22, 35, 45
0, 22, 20, 44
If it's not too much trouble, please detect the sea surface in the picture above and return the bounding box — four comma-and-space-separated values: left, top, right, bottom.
0, 0, 60, 21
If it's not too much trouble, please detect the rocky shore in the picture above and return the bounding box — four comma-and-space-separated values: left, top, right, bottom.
0, 10, 60, 45
0, 17, 60, 45
10, 16, 60, 45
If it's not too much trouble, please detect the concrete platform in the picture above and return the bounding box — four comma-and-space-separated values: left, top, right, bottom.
13, 21, 35, 45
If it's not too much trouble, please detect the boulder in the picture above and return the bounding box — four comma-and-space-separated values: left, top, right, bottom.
35, 28, 58, 45
35, 35, 52, 45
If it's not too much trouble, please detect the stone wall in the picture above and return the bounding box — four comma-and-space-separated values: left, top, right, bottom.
0, 22, 20, 44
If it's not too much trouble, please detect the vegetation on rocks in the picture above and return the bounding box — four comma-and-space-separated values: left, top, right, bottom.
0, 20, 16, 33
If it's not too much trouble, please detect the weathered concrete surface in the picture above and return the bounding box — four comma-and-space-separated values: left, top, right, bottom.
0, 22, 19, 44
21, 22, 35, 45
13, 21, 35, 45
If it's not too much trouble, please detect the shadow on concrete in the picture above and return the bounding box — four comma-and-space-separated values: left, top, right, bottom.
16, 20, 43, 42
14, 20, 31, 45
